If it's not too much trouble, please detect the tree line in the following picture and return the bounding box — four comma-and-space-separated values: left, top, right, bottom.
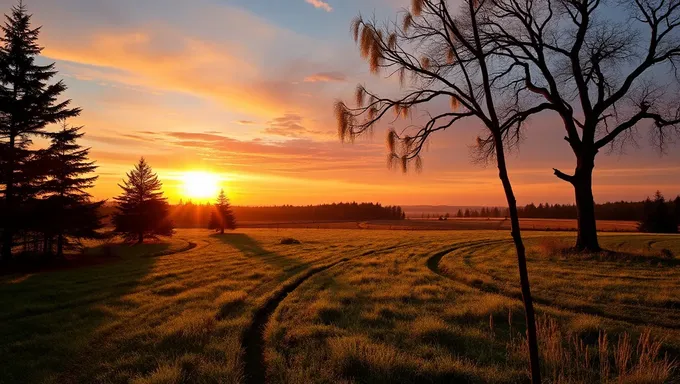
516, 195, 680, 225
167, 201, 405, 228
417, 195, 680, 228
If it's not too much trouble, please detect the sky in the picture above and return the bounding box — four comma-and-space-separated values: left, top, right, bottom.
3, 0, 680, 206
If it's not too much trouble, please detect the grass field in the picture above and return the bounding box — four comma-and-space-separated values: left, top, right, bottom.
238, 218, 639, 232
1, 229, 678, 383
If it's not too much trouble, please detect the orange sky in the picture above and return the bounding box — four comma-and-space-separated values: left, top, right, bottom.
6, 0, 680, 206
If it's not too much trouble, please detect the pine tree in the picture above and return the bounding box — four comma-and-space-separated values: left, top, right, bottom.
639, 191, 678, 234
113, 158, 173, 244
208, 189, 236, 234
39, 123, 102, 257
0, 2, 80, 260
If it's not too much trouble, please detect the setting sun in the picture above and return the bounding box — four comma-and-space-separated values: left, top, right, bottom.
181, 171, 220, 200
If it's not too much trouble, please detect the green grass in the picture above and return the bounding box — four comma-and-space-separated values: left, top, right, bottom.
1, 229, 679, 383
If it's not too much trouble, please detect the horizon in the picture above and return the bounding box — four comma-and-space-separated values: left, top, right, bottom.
2, 0, 680, 206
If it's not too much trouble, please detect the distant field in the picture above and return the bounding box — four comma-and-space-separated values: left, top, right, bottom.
239, 218, 639, 232
1, 229, 678, 383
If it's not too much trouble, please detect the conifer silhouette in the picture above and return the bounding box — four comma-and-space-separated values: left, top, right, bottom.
113, 158, 173, 244
39, 122, 103, 256
0, 2, 80, 260
208, 189, 236, 234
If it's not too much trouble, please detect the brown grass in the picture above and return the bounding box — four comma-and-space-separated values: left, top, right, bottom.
2, 229, 680, 383
508, 316, 677, 383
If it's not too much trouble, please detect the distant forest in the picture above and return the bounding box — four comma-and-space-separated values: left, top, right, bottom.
96, 196, 680, 228
518, 197, 680, 221
414, 196, 680, 222
99, 202, 406, 228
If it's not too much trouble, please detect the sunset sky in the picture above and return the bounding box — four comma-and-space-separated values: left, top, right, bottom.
5, 0, 680, 206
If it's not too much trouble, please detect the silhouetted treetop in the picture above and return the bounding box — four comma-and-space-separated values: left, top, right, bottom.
113, 158, 173, 244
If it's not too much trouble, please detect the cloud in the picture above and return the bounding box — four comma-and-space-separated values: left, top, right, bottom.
235, 120, 256, 125
305, 0, 333, 12
303, 71, 346, 83
37, 2, 332, 119
165, 132, 231, 142
263, 113, 330, 138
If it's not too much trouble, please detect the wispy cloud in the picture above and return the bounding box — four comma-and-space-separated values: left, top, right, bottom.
305, 0, 333, 12
304, 71, 346, 82
264, 113, 330, 138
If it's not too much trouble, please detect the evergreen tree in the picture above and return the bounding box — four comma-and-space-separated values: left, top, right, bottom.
0, 2, 80, 260
208, 189, 236, 234
456, 209, 463, 218
39, 123, 102, 257
638, 191, 678, 234
112, 158, 173, 244
464, 209, 470, 218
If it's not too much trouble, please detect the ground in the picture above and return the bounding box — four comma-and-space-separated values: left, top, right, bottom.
0, 229, 678, 383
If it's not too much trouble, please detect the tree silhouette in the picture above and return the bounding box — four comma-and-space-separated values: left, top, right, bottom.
208, 189, 236, 234
0, 2, 80, 260
335, 1, 546, 380
482, 0, 680, 251
639, 191, 678, 234
112, 158, 173, 244
38, 122, 103, 256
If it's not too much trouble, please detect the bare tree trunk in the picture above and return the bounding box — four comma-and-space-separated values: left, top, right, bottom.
56, 233, 64, 258
137, 232, 144, 245
1, 136, 15, 262
573, 155, 600, 252
495, 137, 541, 384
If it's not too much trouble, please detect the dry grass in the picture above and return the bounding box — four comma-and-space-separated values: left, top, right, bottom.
1, 229, 679, 383
507, 316, 677, 383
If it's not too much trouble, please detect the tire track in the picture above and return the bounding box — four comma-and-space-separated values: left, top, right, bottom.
241, 258, 349, 384
426, 239, 680, 330
241, 241, 416, 384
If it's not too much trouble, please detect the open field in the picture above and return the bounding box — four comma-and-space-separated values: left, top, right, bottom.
237, 218, 639, 232
1, 229, 679, 383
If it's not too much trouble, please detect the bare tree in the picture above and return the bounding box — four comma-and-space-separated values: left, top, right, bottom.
482, 0, 680, 251
335, 0, 551, 382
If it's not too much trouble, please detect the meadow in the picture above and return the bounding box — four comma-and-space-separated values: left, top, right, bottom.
1, 229, 678, 383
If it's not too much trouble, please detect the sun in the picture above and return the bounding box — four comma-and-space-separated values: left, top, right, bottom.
181, 171, 221, 200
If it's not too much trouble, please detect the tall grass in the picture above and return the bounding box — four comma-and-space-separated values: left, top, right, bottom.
508, 315, 677, 383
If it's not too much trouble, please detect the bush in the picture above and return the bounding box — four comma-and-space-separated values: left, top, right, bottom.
280, 238, 301, 245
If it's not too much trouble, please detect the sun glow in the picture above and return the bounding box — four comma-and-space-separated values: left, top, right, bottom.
181, 171, 221, 200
